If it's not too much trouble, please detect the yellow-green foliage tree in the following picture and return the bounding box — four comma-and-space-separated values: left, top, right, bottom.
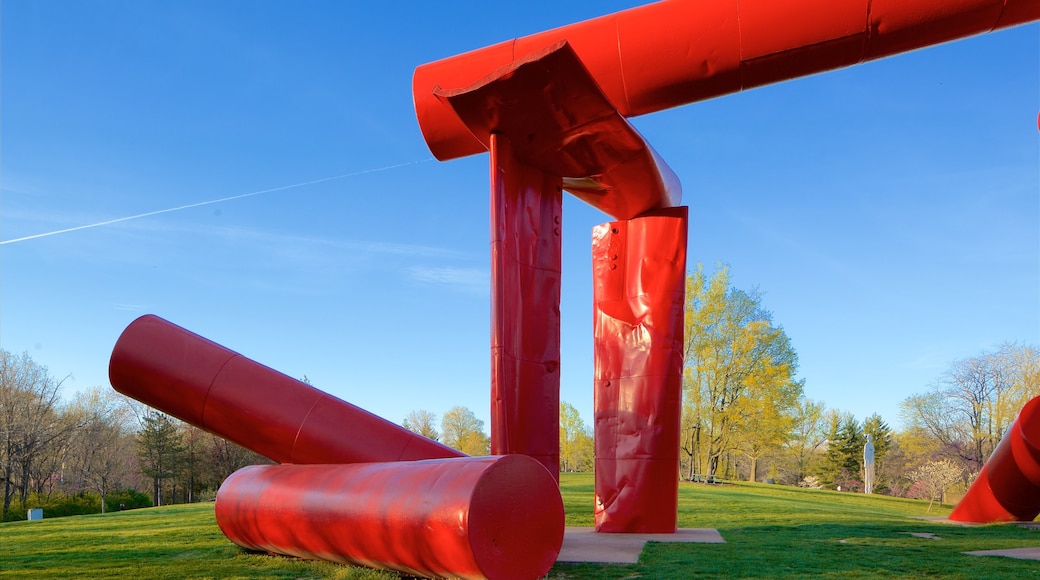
559, 401, 593, 472
440, 406, 490, 456
682, 264, 802, 479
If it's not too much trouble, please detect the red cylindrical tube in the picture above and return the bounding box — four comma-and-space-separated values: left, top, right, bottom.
215, 456, 565, 580
592, 207, 688, 533
109, 314, 463, 463
414, 0, 1039, 161
950, 395, 1040, 522
488, 134, 562, 481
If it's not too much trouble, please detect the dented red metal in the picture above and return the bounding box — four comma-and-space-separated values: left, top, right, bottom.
592, 207, 688, 533
950, 395, 1040, 523
109, 314, 463, 464
414, 0, 1040, 161
215, 455, 565, 580
439, 42, 680, 221
486, 133, 563, 480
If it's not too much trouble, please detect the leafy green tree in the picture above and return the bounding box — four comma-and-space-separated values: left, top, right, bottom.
682, 264, 802, 478
735, 377, 802, 482
440, 406, 489, 456
136, 412, 185, 506
559, 401, 593, 472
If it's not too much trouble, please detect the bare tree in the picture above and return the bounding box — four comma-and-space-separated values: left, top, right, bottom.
64, 388, 135, 512
907, 459, 963, 511
0, 351, 74, 518
207, 434, 272, 483
402, 410, 440, 441
786, 398, 827, 483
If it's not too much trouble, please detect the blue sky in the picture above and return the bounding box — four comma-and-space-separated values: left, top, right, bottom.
2, 1, 1037, 434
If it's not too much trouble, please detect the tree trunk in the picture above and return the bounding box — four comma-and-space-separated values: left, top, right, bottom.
749, 456, 757, 482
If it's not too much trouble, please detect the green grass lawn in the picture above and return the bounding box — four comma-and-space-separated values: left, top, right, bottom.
2, 474, 1038, 578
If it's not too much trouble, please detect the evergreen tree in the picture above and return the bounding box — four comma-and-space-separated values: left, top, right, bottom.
824, 413, 862, 490
862, 412, 893, 491
136, 412, 185, 506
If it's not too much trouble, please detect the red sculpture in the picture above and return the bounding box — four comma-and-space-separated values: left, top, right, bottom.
107, 0, 1040, 576
414, 0, 1037, 162
950, 395, 1040, 523
414, 0, 1038, 534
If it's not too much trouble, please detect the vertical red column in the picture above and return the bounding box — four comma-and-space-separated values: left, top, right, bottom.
592, 207, 688, 533
489, 133, 563, 480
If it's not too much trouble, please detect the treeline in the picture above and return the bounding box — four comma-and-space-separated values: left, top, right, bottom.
0, 350, 269, 521
401, 402, 595, 472
681, 264, 1040, 505
6, 266, 1035, 520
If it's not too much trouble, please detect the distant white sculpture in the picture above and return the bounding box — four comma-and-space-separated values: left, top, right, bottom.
863, 434, 875, 495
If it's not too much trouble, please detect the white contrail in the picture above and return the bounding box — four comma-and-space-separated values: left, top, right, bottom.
1, 159, 433, 245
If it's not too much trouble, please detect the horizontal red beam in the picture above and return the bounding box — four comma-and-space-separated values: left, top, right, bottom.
414, 0, 1039, 161
216, 456, 564, 580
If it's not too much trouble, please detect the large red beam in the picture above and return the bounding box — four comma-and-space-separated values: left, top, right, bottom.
414, 0, 1039, 162
110, 315, 463, 464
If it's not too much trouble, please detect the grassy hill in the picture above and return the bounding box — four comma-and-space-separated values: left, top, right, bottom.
1, 473, 1037, 579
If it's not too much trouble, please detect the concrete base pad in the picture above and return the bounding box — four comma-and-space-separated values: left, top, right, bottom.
964, 547, 1040, 560
556, 527, 725, 564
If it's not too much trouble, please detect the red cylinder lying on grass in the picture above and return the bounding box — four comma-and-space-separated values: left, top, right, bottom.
949, 395, 1040, 522
109, 314, 463, 464
215, 456, 565, 580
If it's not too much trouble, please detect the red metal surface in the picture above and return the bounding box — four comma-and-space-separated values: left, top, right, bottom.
486, 132, 562, 480
109, 314, 463, 463
215, 456, 565, 580
438, 42, 680, 221
950, 395, 1040, 522
592, 207, 688, 533
414, 0, 1040, 162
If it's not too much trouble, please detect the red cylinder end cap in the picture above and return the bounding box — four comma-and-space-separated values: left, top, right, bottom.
469, 454, 565, 580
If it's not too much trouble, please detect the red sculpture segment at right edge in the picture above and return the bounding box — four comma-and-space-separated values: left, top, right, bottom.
950, 395, 1040, 522
592, 207, 688, 533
